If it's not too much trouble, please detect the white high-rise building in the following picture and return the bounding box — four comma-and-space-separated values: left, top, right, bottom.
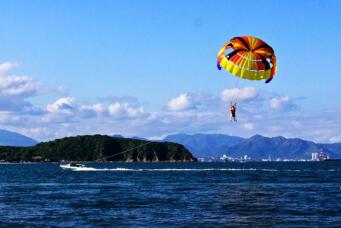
312, 152, 318, 161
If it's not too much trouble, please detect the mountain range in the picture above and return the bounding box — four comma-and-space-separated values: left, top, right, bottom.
164, 133, 341, 159
2, 129, 341, 160
0, 129, 38, 147
163, 133, 243, 157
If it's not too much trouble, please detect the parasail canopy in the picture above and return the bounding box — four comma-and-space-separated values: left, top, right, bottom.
217, 36, 277, 83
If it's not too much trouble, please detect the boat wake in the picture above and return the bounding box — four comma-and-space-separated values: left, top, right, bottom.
63, 167, 341, 172
69, 167, 279, 172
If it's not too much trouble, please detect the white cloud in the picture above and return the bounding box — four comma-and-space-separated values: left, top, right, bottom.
167, 93, 194, 111
49, 88, 295, 142
0, 62, 19, 75
47, 97, 76, 114
0, 67, 339, 145
166, 92, 218, 112
80, 103, 106, 117
270, 96, 295, 111
108, 102, 144, 118
3, 93, 341, 144
0, 62, 43, 98
108, 103, 125, 116
0, 75, 42, 97
44, 97, 146, 123
221, 87, 257, 103
0, 62, 44, 113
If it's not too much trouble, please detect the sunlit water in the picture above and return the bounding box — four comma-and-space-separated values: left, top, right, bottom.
1, 162, 341, 226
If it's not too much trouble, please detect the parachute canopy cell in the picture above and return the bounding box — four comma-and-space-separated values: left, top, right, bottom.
217, 36, 277, 83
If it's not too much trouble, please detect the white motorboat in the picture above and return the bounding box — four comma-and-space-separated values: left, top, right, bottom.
60, 163, 86, 171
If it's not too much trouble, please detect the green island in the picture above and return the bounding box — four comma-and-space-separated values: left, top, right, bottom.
0, 135, 196, 162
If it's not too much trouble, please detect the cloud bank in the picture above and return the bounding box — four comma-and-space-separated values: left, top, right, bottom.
0, 61, 340, 144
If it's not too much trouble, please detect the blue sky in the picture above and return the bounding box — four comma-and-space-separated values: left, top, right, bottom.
0, 0, 340, 142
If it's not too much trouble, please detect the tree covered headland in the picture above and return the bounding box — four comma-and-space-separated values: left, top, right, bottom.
0, 135, 196, 162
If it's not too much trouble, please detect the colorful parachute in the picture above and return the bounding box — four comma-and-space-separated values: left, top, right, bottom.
217, 36, 277, 83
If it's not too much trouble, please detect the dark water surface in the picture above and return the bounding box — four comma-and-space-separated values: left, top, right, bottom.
1, 162, 341, 227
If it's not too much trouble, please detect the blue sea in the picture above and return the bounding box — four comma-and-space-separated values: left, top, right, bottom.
1, 162, 341, 227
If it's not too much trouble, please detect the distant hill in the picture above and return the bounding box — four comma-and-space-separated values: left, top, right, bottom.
318, 143, 341, 154
163, 133, 341, 159
0, 135, 196, 162
112, 134, 124, 138
163, 133, 243, 157
225, 135, 340, 160
0, 129, 38, 146
130, 136, 148, 141
112, 135, 148, 141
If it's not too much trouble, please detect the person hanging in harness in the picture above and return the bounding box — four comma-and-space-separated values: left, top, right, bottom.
229, 102, 237, 122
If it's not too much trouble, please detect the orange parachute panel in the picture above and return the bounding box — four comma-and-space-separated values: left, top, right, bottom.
217, 36, 277, 83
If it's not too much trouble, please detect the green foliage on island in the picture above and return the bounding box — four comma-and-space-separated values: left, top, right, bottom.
0, 135, 196, 162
